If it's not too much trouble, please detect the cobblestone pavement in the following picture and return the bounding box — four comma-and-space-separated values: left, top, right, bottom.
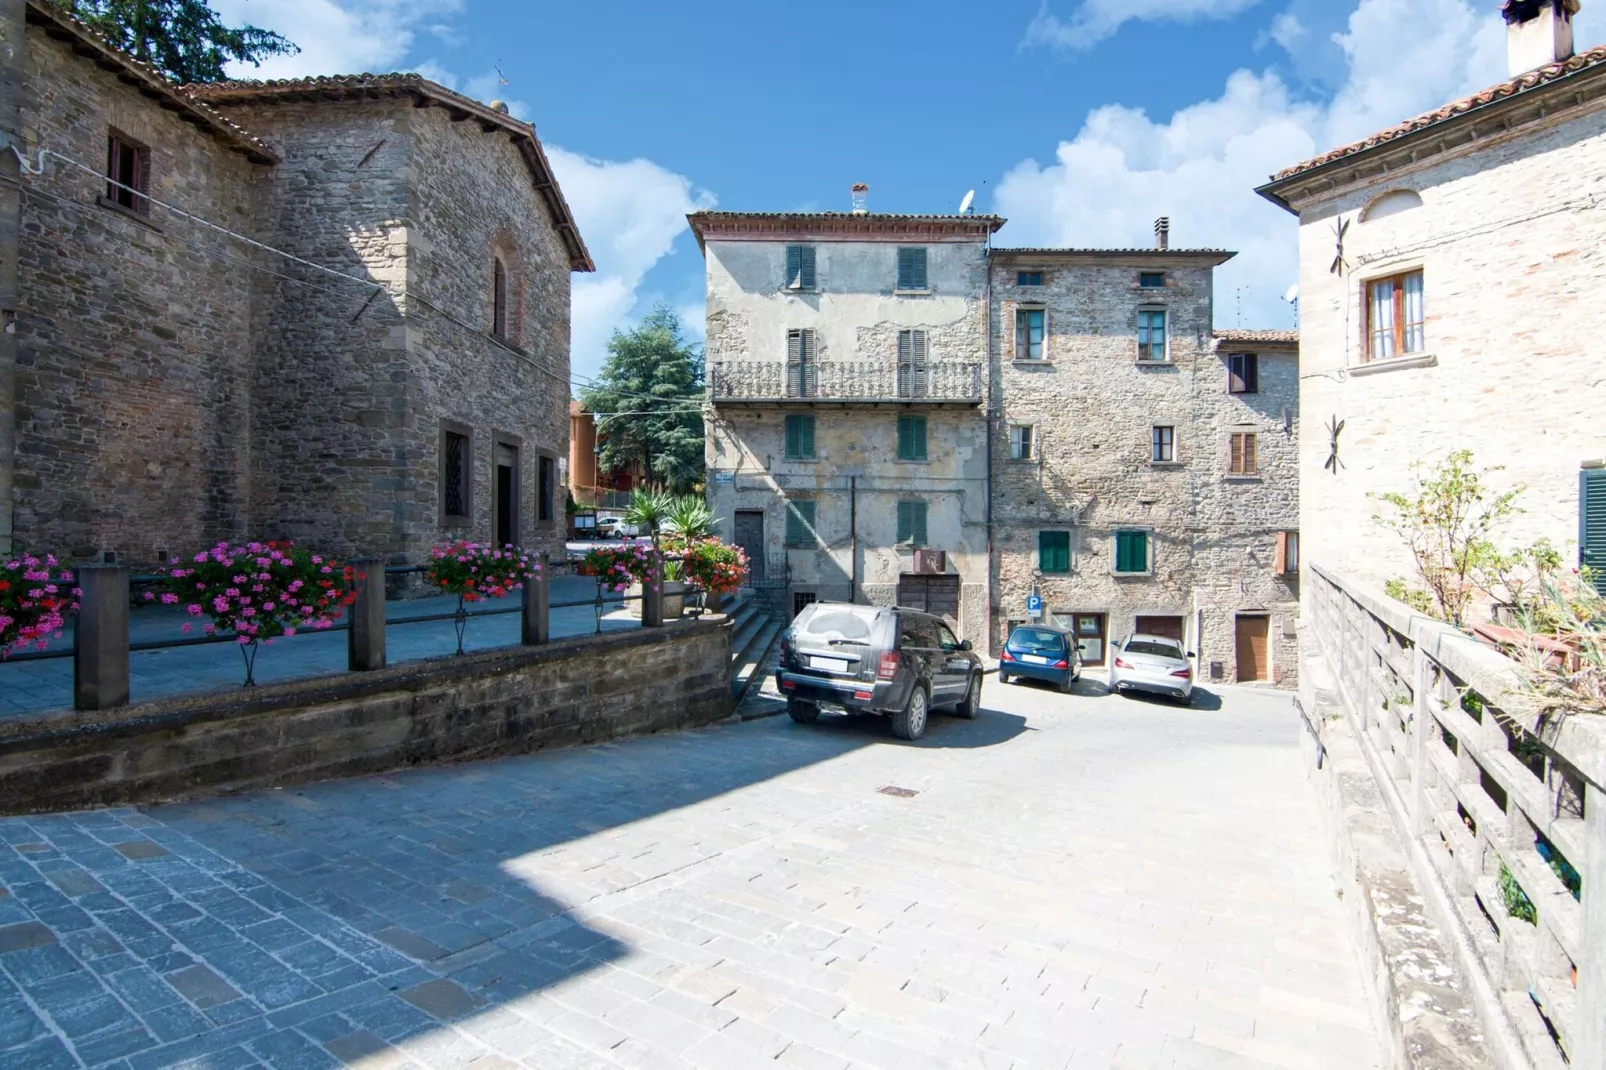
0, 575, 638, 717
0, 679, 1383, 1069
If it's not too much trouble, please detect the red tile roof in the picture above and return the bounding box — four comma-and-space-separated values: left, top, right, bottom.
24, 0, 278, 163
1268, 44, 1606, 184
1214, 329, 1298, 346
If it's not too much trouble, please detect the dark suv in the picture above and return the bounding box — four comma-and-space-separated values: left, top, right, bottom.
775, 602, 984, 741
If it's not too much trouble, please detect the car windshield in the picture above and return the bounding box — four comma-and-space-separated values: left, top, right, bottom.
1008, 628, 1065, 653
799, 607, 878, 645
1124, 640, 1182, 659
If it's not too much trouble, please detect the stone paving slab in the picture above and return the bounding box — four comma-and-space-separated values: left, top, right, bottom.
0, 678, 1383, 1068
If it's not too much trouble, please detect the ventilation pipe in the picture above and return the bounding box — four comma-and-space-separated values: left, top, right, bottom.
850, 183, 869, 215
1154, 217, 1170, 251
1502, 0, 1578, 77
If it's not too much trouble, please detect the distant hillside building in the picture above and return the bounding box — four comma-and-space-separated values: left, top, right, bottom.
0, 0, 590, 563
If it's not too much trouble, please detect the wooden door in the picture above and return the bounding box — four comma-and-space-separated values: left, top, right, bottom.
1134, 616, 1184, 644
896, 575, 961, 622
1235, 615, 1269, 682
734, 511, 765, 582
1071, 613, 1107, 666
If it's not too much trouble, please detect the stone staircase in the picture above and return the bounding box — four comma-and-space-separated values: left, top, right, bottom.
726, 592, 784, 705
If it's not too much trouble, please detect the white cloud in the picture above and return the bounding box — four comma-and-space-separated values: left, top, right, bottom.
996, 0, 1573, 330
546, 149, 716, 384
209, 0, 462, 79
209, 0, 713, 388
1027, 0, 1267, 51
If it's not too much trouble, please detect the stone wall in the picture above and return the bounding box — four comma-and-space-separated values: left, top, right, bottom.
14, 31, 264, 561
1287, 103, 1606, 595
0, 617, 732, 814
988, 255, 1300, 685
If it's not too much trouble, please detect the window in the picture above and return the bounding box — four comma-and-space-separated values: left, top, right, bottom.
1015, 308, 1045, 361
1139, 272, 1165, 289
786, 329, 817, 397
1137, 310, 1168, 361
1583, 468, 1606, 592
896, 247, 928, 291
897, 415, 927, 461
897, 330, 929, 398
785, 245, 817, 290
896, 500, 928, 547
937, 623, 961, 653
1228, 353, 1259, 394
784, 414, 816, 460
538, 455, 554, 522
441, 426, 471, 523
1275, 531, 1301, 575
1114, 530, 1149, 574
785, 499, 817, 547
1017, 271, 1043, 286
1229, 432, 1258, 475
1152, 425, 1175, 463
492, 257, 509, 339
1009, 424, 1034, 461
1367, 270, 1425, 360
1039, 531, 1071, 574
105, 130, 150, 215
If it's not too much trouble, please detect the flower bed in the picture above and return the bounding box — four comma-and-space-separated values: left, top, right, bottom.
0, 553, 78, 657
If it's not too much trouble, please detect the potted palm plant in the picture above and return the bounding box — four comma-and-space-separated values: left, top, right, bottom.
664, 495, 720, 614
623, 488, 674, 619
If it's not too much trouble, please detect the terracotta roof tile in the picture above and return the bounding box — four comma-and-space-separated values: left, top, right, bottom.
993, 246, 1234, 258
1269, 45, 1606, 184
1213, 329, 1298, 346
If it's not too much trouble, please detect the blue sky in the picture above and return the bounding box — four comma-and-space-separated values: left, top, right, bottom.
216, 0, 1601, 385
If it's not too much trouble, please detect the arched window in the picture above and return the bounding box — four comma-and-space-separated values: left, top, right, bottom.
1361, 189, 1424, 223
492, 256, 509, 340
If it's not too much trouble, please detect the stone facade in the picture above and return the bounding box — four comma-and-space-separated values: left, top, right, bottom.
1, 1, 589, 564
1259, 25, 1606, 601
989, 251, 1300, 686
693, 211, 998, 642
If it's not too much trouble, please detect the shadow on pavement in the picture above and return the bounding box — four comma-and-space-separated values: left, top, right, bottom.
794, 708, 1031, 749
1110, 687, 1223, 711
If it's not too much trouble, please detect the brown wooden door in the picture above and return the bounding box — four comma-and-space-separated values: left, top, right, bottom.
1235, 615, 1269, 682
897, 575, 961, 622
1134, 615, 1184, 644
1070, 613, 1107, 666
734, 511, 765, 582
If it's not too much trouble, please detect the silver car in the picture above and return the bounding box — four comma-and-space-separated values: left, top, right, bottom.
1107, 633, 1195, 703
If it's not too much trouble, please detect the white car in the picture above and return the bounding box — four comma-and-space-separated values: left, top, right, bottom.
1107, 634, 1195, 704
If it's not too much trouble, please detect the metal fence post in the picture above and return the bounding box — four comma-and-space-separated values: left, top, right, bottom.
523, 553, 549, 645
74, 565, 129, 710
641, 551, 664, 628
1577, 780, 1606, 1069
346, 558, 386, 671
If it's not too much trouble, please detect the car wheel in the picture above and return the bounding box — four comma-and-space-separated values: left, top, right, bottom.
956, 675, 979, 720
890, 685, 929, 741
997, 670, 1009, 685
787, 699, 819, 724
1058, 671, 1074, 694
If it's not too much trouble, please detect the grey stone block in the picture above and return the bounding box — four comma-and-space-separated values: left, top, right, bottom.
165, 964, 242, 1009
114, 840, 171, 862
396, 978, 481, 1021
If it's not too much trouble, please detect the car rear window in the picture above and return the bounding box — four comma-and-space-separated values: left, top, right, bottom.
1125, 640, 1182, 658
799, 607, 879, 645
1008, 628, 1065, 652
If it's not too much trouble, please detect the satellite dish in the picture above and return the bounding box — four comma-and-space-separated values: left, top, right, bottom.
958, 189, 975, 215
1283, 284, 1300, 304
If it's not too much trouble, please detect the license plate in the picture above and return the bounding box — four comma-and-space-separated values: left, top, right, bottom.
1023, 655, 1050, 665
809, 656, 849, 672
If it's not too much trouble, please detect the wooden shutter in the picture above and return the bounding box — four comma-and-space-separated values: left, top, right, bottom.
1230, 434, 1243, 474
800, 246, 816, 289
1273, 531, 1288, 575
897, 501, 927, 545
897, 501, 912, 543
1040, 531, 1070, 573
785, 245, 802, 288
1244, 354, 1259, 393
786, 500, 815, 546
912, 330, 928, 397
786, 330, 802, 397
1244, 433, 1257, 473
898, 248, 927, 290
898, 416, 925, 460
1583, 470, 1606, 591
802, 330, 817, 397
912, 502, 927, 546
897, 331, 913, 397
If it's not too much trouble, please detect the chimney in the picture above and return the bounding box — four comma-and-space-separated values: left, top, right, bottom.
850, 183, 869, 215
1154, 217, 1170, 251
1502, 0, 1578, 77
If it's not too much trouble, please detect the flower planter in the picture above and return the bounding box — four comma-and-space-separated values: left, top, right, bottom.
663, 580, 686, 620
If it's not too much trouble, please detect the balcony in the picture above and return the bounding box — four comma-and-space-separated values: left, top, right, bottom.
707, 361, 983, 407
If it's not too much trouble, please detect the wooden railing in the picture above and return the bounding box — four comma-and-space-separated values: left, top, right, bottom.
1306, 562, 1606, 1069
707, 360, 983, 402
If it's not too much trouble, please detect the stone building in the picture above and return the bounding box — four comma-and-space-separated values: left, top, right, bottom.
0, 0, 590, 564
1257, 0, 1606, 596
690, 203, 998, 641
988, 245, 1301, 685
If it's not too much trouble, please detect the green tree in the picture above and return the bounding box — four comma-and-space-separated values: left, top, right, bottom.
52, 0, 297, 84
580, 305, 705, 496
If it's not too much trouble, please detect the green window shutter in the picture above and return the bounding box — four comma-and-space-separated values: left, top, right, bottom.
898, 500, 928, 547
897, 501, 911, 543
1584, 470, 1606, 591
1039, 531, 1070, 574
898, 248, 927, 290
914, 502, 927, 546
800, 246, 816, 289
786, 500, 815, 547
1116, 531, 1148, 573
801, 415, 814, 458
785, 245, 801, 288
785, 415, 815, 459
898, 416, 926, 461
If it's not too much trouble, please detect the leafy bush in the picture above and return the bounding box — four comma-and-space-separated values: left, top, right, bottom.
1499, 863, 1537, 925
0, 553, 78, 657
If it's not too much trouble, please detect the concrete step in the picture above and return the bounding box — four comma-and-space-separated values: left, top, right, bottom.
728, 604, 767, 666
731, 617, 784, 702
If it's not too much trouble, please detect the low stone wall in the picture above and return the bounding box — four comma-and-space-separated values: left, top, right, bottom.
0, 616, 732, 814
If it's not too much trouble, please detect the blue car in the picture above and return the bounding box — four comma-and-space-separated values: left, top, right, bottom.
997, 623, 1082, 692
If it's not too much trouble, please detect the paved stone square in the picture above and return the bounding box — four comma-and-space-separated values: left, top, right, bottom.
0, 678, 1382, 1069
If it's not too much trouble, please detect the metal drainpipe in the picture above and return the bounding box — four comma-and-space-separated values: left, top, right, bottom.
849, 475, 858, 603
983, 234, 995, 651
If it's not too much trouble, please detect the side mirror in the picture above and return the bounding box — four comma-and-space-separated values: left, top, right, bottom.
960, 639, 973, 652
1187, 651, 1197, 658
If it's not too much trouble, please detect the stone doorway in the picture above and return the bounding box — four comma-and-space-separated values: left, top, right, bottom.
494, 442, 519, 547
1236, 614, 1270, 682
734, 511, 765, 583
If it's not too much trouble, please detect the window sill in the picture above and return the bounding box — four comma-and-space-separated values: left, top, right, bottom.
783, 456, 819, 464
1223, 474, 1263, 483
1011, 358, 1051, 367
1227, 390, 1260, 398
1349, 352, 1438, 376
441, 516, 472, 528
1135, 359, 1174, 368
96, 195, 162, 231
782, 287, 818, 295
1006, 457, 1036, 464
1113, 571, 1153, 579
895, 457, 930, 464
893, 289, 932, 297
1150, 461, 1183, 469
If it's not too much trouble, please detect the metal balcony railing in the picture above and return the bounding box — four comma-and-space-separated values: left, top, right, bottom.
707, 361, 983, 403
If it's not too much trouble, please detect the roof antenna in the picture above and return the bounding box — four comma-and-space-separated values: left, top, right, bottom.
494, 61, 510, 88
958, 189, 975, 215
